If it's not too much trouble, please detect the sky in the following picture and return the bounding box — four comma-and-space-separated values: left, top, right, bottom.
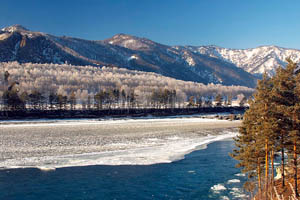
1, 0, 300, 49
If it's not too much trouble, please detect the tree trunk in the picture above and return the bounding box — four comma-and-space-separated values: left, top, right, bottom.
281, 147, 285, 187
258, 159, 262, 199
271, 149, 274, 187
270, 149, 274, 199
294, 140, 298, 197
293, 112, 298, 197
265, 138, 269, 200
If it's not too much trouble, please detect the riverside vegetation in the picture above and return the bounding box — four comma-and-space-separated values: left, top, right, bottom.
0, 62, 251, 118
232, 59, 300, 200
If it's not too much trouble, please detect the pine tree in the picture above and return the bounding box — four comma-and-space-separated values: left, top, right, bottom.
270, 65, 293, 188
231, 100, 265, 197
271, 60, 300, 196
284, 60, 300, 197
233, 60, 300, 199
232, 74, 279, 199
255, 75, 275, 199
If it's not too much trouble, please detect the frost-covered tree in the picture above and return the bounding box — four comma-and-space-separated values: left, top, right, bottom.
0, 62, 254, 109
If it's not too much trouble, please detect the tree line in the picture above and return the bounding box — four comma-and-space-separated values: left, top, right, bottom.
1, 76, 247, 111
231, 59, 300, 199
0, 62, 253, 111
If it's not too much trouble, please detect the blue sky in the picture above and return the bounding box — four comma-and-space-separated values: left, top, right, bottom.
1, 0, 300, 49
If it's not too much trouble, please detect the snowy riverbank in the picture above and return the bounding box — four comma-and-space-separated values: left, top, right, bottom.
0, 117, 240, 169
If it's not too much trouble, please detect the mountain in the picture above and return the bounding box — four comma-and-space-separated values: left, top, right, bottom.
0, 25, 257, 87
187, 45, 300, 77
104, 34, 258, 87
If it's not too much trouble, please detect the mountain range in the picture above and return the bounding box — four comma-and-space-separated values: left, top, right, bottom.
187, 45, 300, 77
1, 25, 299, 88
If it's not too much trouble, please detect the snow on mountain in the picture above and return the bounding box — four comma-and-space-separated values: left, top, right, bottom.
1, 24, 29, 32
106, 34, 258, 87
187, 45, 300, 77
0, 25, 257, 88
106, 34, 154, 50
128, 54, 139, 61
182, 50, 196, 66
1, 24, 45, 39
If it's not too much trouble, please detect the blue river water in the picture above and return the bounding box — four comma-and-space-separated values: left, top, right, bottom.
0, 140, 248, 200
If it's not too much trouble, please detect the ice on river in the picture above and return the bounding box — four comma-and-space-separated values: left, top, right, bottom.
0, 117, 239, 169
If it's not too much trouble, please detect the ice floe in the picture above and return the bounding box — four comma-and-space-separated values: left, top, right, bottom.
227, 179, 241, 184
0, 131, 237, 169
0, 116, 238, 169
210, 184, 227, 194
234, 173, 246, 177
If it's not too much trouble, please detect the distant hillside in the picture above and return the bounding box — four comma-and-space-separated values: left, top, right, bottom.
0, 25, 257, 88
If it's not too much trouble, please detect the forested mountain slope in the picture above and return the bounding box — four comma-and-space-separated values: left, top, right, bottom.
0, 25, 257, 87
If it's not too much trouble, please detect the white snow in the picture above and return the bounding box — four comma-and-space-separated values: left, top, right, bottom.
186, 56, 196, 66
1, 117, 224, 128
190, 45, 300, 76
128, 55, 139, 61
11, 41, 20, 60
120, 38, 149, 49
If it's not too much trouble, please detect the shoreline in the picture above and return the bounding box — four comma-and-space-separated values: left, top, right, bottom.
0, 107, 246, 120
0, 116, 241, 170
0, 112, 242, 124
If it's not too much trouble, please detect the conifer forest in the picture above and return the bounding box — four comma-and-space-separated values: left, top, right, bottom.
232, 59, 300, 199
